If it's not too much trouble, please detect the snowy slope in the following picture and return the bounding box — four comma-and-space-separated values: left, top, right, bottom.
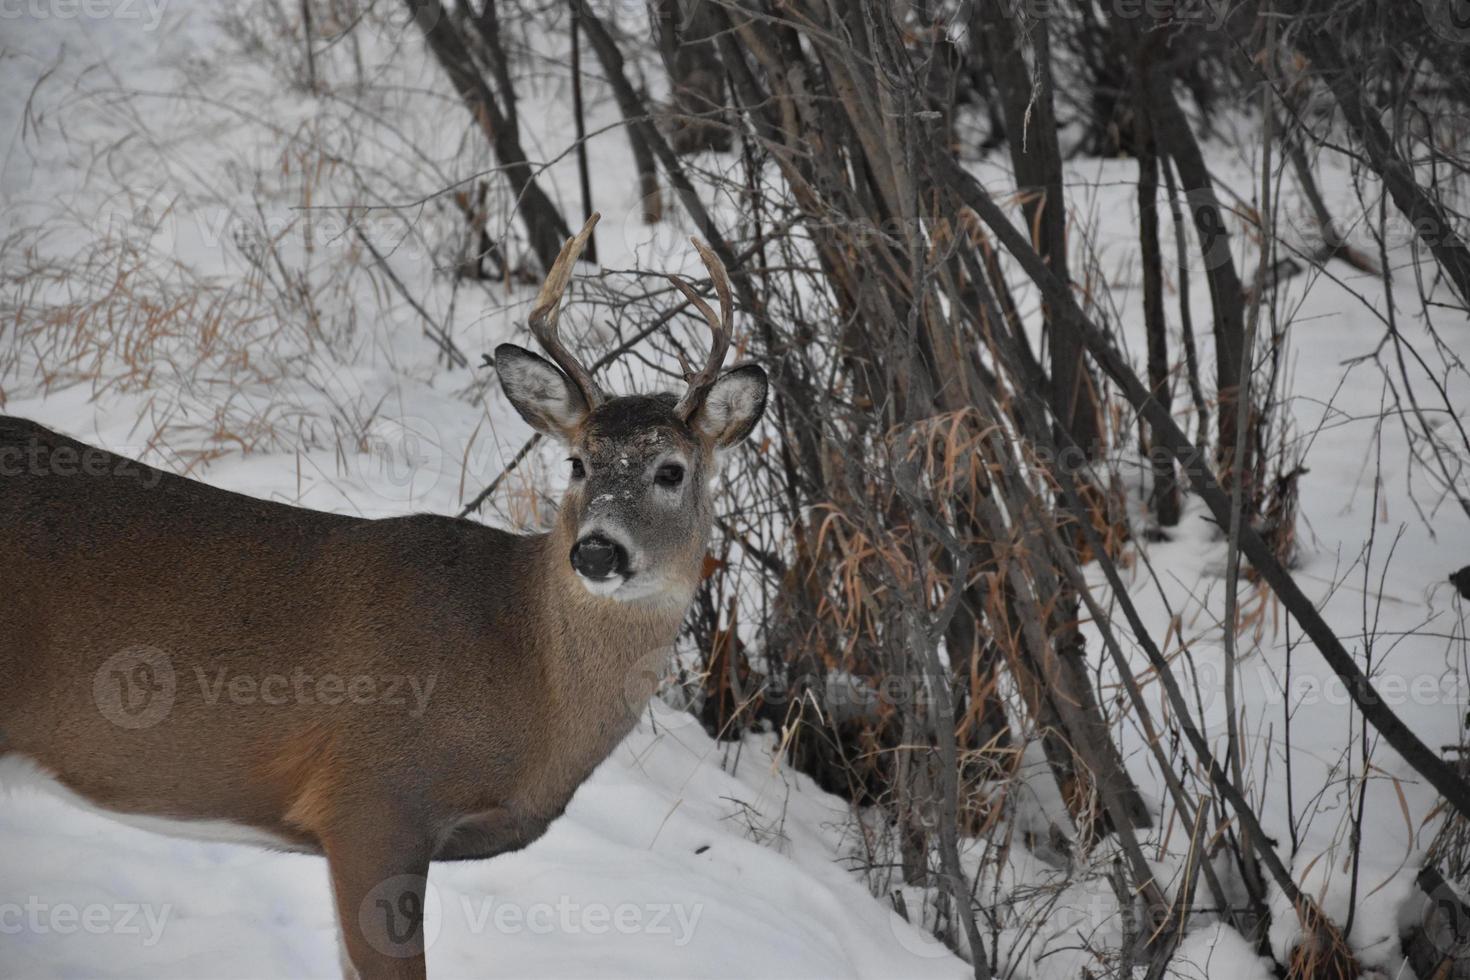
0, 703, 962, 978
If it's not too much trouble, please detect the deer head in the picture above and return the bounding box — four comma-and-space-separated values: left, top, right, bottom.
495, 214, 767, 603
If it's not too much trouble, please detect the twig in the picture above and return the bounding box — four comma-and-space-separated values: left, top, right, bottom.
353, 224, 469, 369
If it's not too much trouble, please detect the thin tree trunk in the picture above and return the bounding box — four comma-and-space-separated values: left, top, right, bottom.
405, 0, 570, 272
301, 0, 318, 92
1297, 31, 1470, 303
1131, 29, 1180, 527
1161, 155, 1211, 450
1136, 31, 1249, 483
568, 5, 597, 263
972, 0, 1100, 457
654, 0, 731, 154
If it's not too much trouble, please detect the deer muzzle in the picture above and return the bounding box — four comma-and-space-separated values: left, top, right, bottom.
570, 533, 629, 582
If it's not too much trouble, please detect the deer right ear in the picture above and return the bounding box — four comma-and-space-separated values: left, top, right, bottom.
495, 343, 590, 441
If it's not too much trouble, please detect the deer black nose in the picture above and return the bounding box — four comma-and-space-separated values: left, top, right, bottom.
571, 534, 628, 581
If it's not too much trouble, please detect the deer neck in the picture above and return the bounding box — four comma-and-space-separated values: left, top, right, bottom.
534, 529, 697, 723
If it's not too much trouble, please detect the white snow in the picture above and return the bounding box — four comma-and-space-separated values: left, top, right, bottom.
1, 707, 964, 978
3, 0, 1469, 977
1169, 921, 1276, 979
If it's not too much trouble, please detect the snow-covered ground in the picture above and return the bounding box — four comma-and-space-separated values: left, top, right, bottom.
1071, 143, 1470, 975
0, 702, 962, 978
2, 2, 1468, 979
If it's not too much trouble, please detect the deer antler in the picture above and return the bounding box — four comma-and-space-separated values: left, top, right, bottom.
666, 237, 732, 420
528, 212, 604, 409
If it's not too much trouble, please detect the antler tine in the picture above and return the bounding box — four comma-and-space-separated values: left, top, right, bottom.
669, 237, 733, 420
528, 212, 603, 408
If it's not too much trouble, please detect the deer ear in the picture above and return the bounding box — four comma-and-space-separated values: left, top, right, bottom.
690, 364, 767, 449
495, 343, 589, 441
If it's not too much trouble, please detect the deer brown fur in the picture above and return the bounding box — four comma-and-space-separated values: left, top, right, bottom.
0, 214, 767, 979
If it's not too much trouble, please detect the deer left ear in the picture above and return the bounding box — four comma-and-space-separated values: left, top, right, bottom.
690, 364, 767, 448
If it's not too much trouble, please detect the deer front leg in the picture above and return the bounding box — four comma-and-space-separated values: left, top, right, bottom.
324, 818, 434, 980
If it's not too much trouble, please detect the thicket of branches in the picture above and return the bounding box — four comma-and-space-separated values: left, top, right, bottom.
381, 0, 1470, 974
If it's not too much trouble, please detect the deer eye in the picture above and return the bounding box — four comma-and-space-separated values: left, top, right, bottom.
655, 463, 685, 488
568, 458, 586, 479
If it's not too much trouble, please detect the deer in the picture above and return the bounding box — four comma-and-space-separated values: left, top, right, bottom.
0, 213, 767, 980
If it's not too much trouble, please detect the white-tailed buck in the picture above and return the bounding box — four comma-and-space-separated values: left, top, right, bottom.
0, 213, 767, 979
